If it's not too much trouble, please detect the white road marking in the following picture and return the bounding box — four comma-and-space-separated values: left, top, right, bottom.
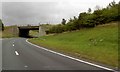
15, 51, 19, 55
24, 65, 28, 68
13, 44, 14, 46
26, 39, 115, 71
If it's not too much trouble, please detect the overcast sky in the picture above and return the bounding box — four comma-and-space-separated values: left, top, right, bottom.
1, 0, 119, 26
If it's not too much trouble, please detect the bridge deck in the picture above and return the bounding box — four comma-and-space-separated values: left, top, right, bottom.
18, 26, 39, 30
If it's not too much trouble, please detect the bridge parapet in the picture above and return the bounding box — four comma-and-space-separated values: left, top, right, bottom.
18, 26, 39, 30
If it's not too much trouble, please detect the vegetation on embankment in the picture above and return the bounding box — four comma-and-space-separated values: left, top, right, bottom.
2, 26, 19, 38
0, 19, 4, 37
29, 22, 118, 67
29, 30, 39, 37
0, 19, 18, 38
46, 1, 119, 34
0, 19, 4, 31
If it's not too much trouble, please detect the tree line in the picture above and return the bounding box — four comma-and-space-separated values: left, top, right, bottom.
47, 1, 120, 34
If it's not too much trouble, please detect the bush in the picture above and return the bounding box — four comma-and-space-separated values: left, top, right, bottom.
48, 24, 64, 33
0, 19, 4, 31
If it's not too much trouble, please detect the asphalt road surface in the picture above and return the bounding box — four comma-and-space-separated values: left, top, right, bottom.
2, 38, 115, 71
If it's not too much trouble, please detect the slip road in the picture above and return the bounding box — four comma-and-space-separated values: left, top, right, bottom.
2, 38, 116, 71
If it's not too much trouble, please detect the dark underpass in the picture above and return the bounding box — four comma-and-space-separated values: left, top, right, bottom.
18, 26, 39, 38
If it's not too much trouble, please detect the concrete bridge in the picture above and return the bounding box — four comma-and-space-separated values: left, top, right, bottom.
18, 26, 46, 37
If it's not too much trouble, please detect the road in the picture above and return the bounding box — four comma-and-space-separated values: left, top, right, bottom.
2, 38, 115, 72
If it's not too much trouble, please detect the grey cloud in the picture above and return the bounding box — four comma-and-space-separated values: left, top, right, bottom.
2, 2, 65, 25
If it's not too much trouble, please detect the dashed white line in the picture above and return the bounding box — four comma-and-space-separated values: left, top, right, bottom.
24, 65, 28, 68
15, 51, 19, 55
26, 39, 115, 71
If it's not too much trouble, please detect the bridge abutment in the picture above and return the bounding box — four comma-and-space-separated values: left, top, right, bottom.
39, 26, 46, 36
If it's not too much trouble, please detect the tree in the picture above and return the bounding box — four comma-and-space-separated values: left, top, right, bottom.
107, 0, 116, 9
47, 1, 119, 34
88, 8, 92, 13
78, 12, 87, 20
61, 18, 66, 25
111, 0, 116, 6
0, 19, 4, 31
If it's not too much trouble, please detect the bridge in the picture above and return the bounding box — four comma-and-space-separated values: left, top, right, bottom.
18, 26, 46, 37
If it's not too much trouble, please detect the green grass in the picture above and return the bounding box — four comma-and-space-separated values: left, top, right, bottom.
29, 22, 118, 67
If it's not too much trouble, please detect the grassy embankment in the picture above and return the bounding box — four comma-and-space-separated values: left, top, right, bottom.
2, 26, 18, 38
29, 22, 118, 67
0, 31, 2, 38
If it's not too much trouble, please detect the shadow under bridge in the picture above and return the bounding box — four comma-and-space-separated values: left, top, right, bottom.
18, 26, 39, 37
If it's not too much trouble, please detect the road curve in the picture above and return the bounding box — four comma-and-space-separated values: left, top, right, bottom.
2, 38, 115, 71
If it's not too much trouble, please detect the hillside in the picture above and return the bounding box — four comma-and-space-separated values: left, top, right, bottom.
2, 26, 18, 38
29, 22, 118, 67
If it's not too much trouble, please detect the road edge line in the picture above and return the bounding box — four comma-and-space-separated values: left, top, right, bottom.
26, 39, 115, 71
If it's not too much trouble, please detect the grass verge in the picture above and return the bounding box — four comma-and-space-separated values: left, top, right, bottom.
29, 22, 118, 67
